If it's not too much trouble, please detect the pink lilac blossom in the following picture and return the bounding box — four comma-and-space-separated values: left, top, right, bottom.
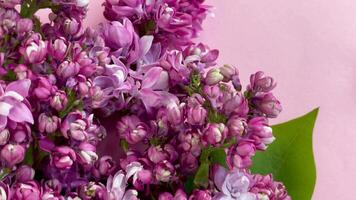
0, 0, 290, 199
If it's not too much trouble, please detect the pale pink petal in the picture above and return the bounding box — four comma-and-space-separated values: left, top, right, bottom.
142, 67, 163, 89
8, 102, 34, 124
139, 35, 154, 57
0, 102, 13, 116
139, 88, 161, 109
5, 79, 31, 98
0, 115, 7, 130
214, 166, 228, 191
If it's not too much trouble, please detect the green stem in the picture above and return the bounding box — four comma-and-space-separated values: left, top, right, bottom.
0, 168, 11, 180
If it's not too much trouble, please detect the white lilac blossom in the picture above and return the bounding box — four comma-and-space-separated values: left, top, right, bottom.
0, 0, 289, 199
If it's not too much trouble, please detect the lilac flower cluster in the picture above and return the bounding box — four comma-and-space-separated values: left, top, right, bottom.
0, 0, 290, 199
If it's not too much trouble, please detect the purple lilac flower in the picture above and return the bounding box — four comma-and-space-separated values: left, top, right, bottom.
0, 79, 33, 130
213, 166, 256, 200
250, 174, 291, 200
0, 1, 285, 199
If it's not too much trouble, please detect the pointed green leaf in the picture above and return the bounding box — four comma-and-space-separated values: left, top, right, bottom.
193, 162, 210, 188
251, 108, 319, 200
209, 148, 228, 168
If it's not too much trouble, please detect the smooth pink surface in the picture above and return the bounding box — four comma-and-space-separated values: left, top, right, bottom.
38, 1, 356, 199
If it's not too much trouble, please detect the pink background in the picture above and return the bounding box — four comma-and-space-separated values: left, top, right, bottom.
39, 0, 356, 199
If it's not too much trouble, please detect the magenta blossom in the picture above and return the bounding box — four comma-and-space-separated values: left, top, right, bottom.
19, 33, 48, 64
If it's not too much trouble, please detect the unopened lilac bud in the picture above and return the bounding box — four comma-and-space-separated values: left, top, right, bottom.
220, 65, 238, 82
51, 146, 77, 170
189, 190, 212, 200
148, 145, 167, 164
0, 129, 10, 146
166, 102, 183, 125
137, 169, 152, 185
159, 192, 174, 200
78, 143, 98, 166
41, 191, 64, 200
50, 91, 68, 111
0, 0, 21, 8
78, 182, 107, 200
248, 117, 275, 150
69, 119, 87, 141
43, 179, 62, 193
100, 20, 134, 50
12, 124, 31, 145
63, 18, 82, 36
33, 77, 54, 100
227, 116, 246, 137
16, 165, 35, 182
203, 85, 220, 99
223, 94, 249, 117
249, 71, 276, 93
205, 68, 224, 85
14, 64, 32, 80
202, 123, 227, 146
117, 116, 148, 144
38, 113, 60, 134
187, 105, 207, 126
93, 156, 116, 178
16, 19, 33, 34
228, 142, 256, 169
1, 144, 25, 166
174, 189, 188, 200
253, 93, 282, 118
164, 144, 178, 162
180, 153, 198, 173
12, 181, 41, 200
154, 160, 175, 182
20, 33, 47, 64
49, 38, 67, 60
57, 61, 80, 79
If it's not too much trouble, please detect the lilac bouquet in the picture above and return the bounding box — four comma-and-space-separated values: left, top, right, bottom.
0, 0, 318, 200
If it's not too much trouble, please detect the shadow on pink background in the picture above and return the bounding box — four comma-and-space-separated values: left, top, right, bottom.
38, 1, 356, 199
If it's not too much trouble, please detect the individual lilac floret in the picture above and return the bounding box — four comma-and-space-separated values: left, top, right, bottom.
252, 93, 282, 118
0, 79, 33, 130
106, 170, 139, 200
38, 113, 61, 134
11, 181, 41, 200
248, 71, 276, 94
202, 123, 228, 146
50, 146, 77, 170
0, 0, 21, 8
213, 166, 257, 200
1, 143, 25, 167
250, 174, 291, 200
15, 165, 35, 182
19, 33, 48, 64
159, 189, 188, 200
189, 190, 212, 200
227, 142, 256, 169
247, 117, 275, 151
116, 115, 148, 144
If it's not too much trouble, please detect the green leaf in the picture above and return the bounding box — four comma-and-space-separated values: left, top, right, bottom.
24, 144, 34, 166
209, 148, 228, 168
251, 108, 319, 200
193, 162, 210, 188
184, 176, 195, 194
